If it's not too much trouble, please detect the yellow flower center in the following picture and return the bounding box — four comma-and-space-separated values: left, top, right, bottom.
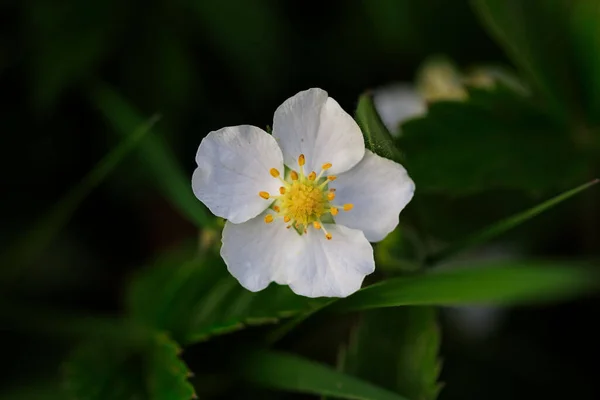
258, 154, 353, 240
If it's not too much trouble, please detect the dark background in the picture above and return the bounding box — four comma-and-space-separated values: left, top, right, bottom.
1, 1, 597, 399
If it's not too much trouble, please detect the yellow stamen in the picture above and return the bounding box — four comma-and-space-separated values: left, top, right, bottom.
325, 233, 332, 240
264, 214, 274, 223
270, 168, 280, 178
327, 192, 336, 201
259, 191, 270, 199
308, 171, 316, 181
273, 205, 280, 212
313, 221, 321, 230
330, 207, 339, 216
327, 175, 337, 181
322, 163, 332, 170
343, 203, 354, 211
298, 154, 305, 166
290, 170, 299, 180
284, 216, 291, 223
279, 186, 286, 195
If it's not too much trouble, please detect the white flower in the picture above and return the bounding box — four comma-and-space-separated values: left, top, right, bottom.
192, 88, 415, 298
373, 83, 426, 135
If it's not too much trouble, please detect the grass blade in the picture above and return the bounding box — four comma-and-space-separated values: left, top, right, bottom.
427, 179, 599, 264
90, 84, 213, 228
332, 261, 599, 312
0, 115, 159, 276
239, 350, 410, 400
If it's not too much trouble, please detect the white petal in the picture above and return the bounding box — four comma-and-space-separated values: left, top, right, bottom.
373, 83, 426, 136
273, 88, 365, 175
287, 225, 374, 298
221, 212, 303, 291
192, 125, 283, 224
332, 150, 415, 242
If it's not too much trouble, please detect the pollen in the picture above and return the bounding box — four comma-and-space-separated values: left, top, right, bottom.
343, 203, 354, 211
325, 233, 332, 240
261, 156, 341, 235
298, 154, 305, 166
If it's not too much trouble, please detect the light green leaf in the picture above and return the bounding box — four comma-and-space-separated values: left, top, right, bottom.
63, 333, 195, 400
0, 114, 159, 278
427, 179, 599, 264
400, 86, 586, 193
90, 84, 213, 228
355, 93, 403, 163
238, 350, 410, 400
342, 307, 442, 400
127, 245, 322, 345
333, 261, 599, 312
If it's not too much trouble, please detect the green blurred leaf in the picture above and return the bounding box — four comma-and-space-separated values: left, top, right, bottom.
428, 179, 599, 263
239, 350, 410, 400
400, 86, 586, 193
571, 0, 600, 125
471, 0, 578, 118
127, 245, 322, 345
0, 114, 159, 277
342, 307, 442, 400
90, 84, 212, 228
25, 0, 127, 109
63, 333, 195, 400
355, 93, 404, 163
0, 382, 65, 400
333, 261, 598, 312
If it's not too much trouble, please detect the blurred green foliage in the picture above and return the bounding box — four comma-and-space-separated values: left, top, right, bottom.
2, 1, 600, 399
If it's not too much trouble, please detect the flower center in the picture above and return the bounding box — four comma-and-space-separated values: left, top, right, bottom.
258, 154, 353, 240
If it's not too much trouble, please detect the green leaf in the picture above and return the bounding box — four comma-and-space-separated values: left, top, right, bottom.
427, 179, 599, 264
400, 86, 586, 193
90, 84, 213, 228
63, 333, 195, 400
355, 93, 404, 163
332, 261, 599, 312
342, 307, 442, 400
238, 350, 410, 400
127, 245, 322, 345
571, 0, 600, 125
470, 0, 578, 118
0, 114, 159, 278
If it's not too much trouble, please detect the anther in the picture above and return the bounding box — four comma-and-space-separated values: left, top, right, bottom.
284, 216, 291, 223
327, 192, 336, 201
298, 154, 306, 166
264, 214, 274, 223
330, 207, 339, 216
290, 171, 299, 180
279, 187, 286, 195
308, 171, 316, 181
322, 163, 332, 170
325, 233, 332, 240
273, 205, 280, 212
327, 175, 337, 181
313, 221, 321, 230
270, 168, 280, 178
259, 191, 270, 199
343, 203, 354, 211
